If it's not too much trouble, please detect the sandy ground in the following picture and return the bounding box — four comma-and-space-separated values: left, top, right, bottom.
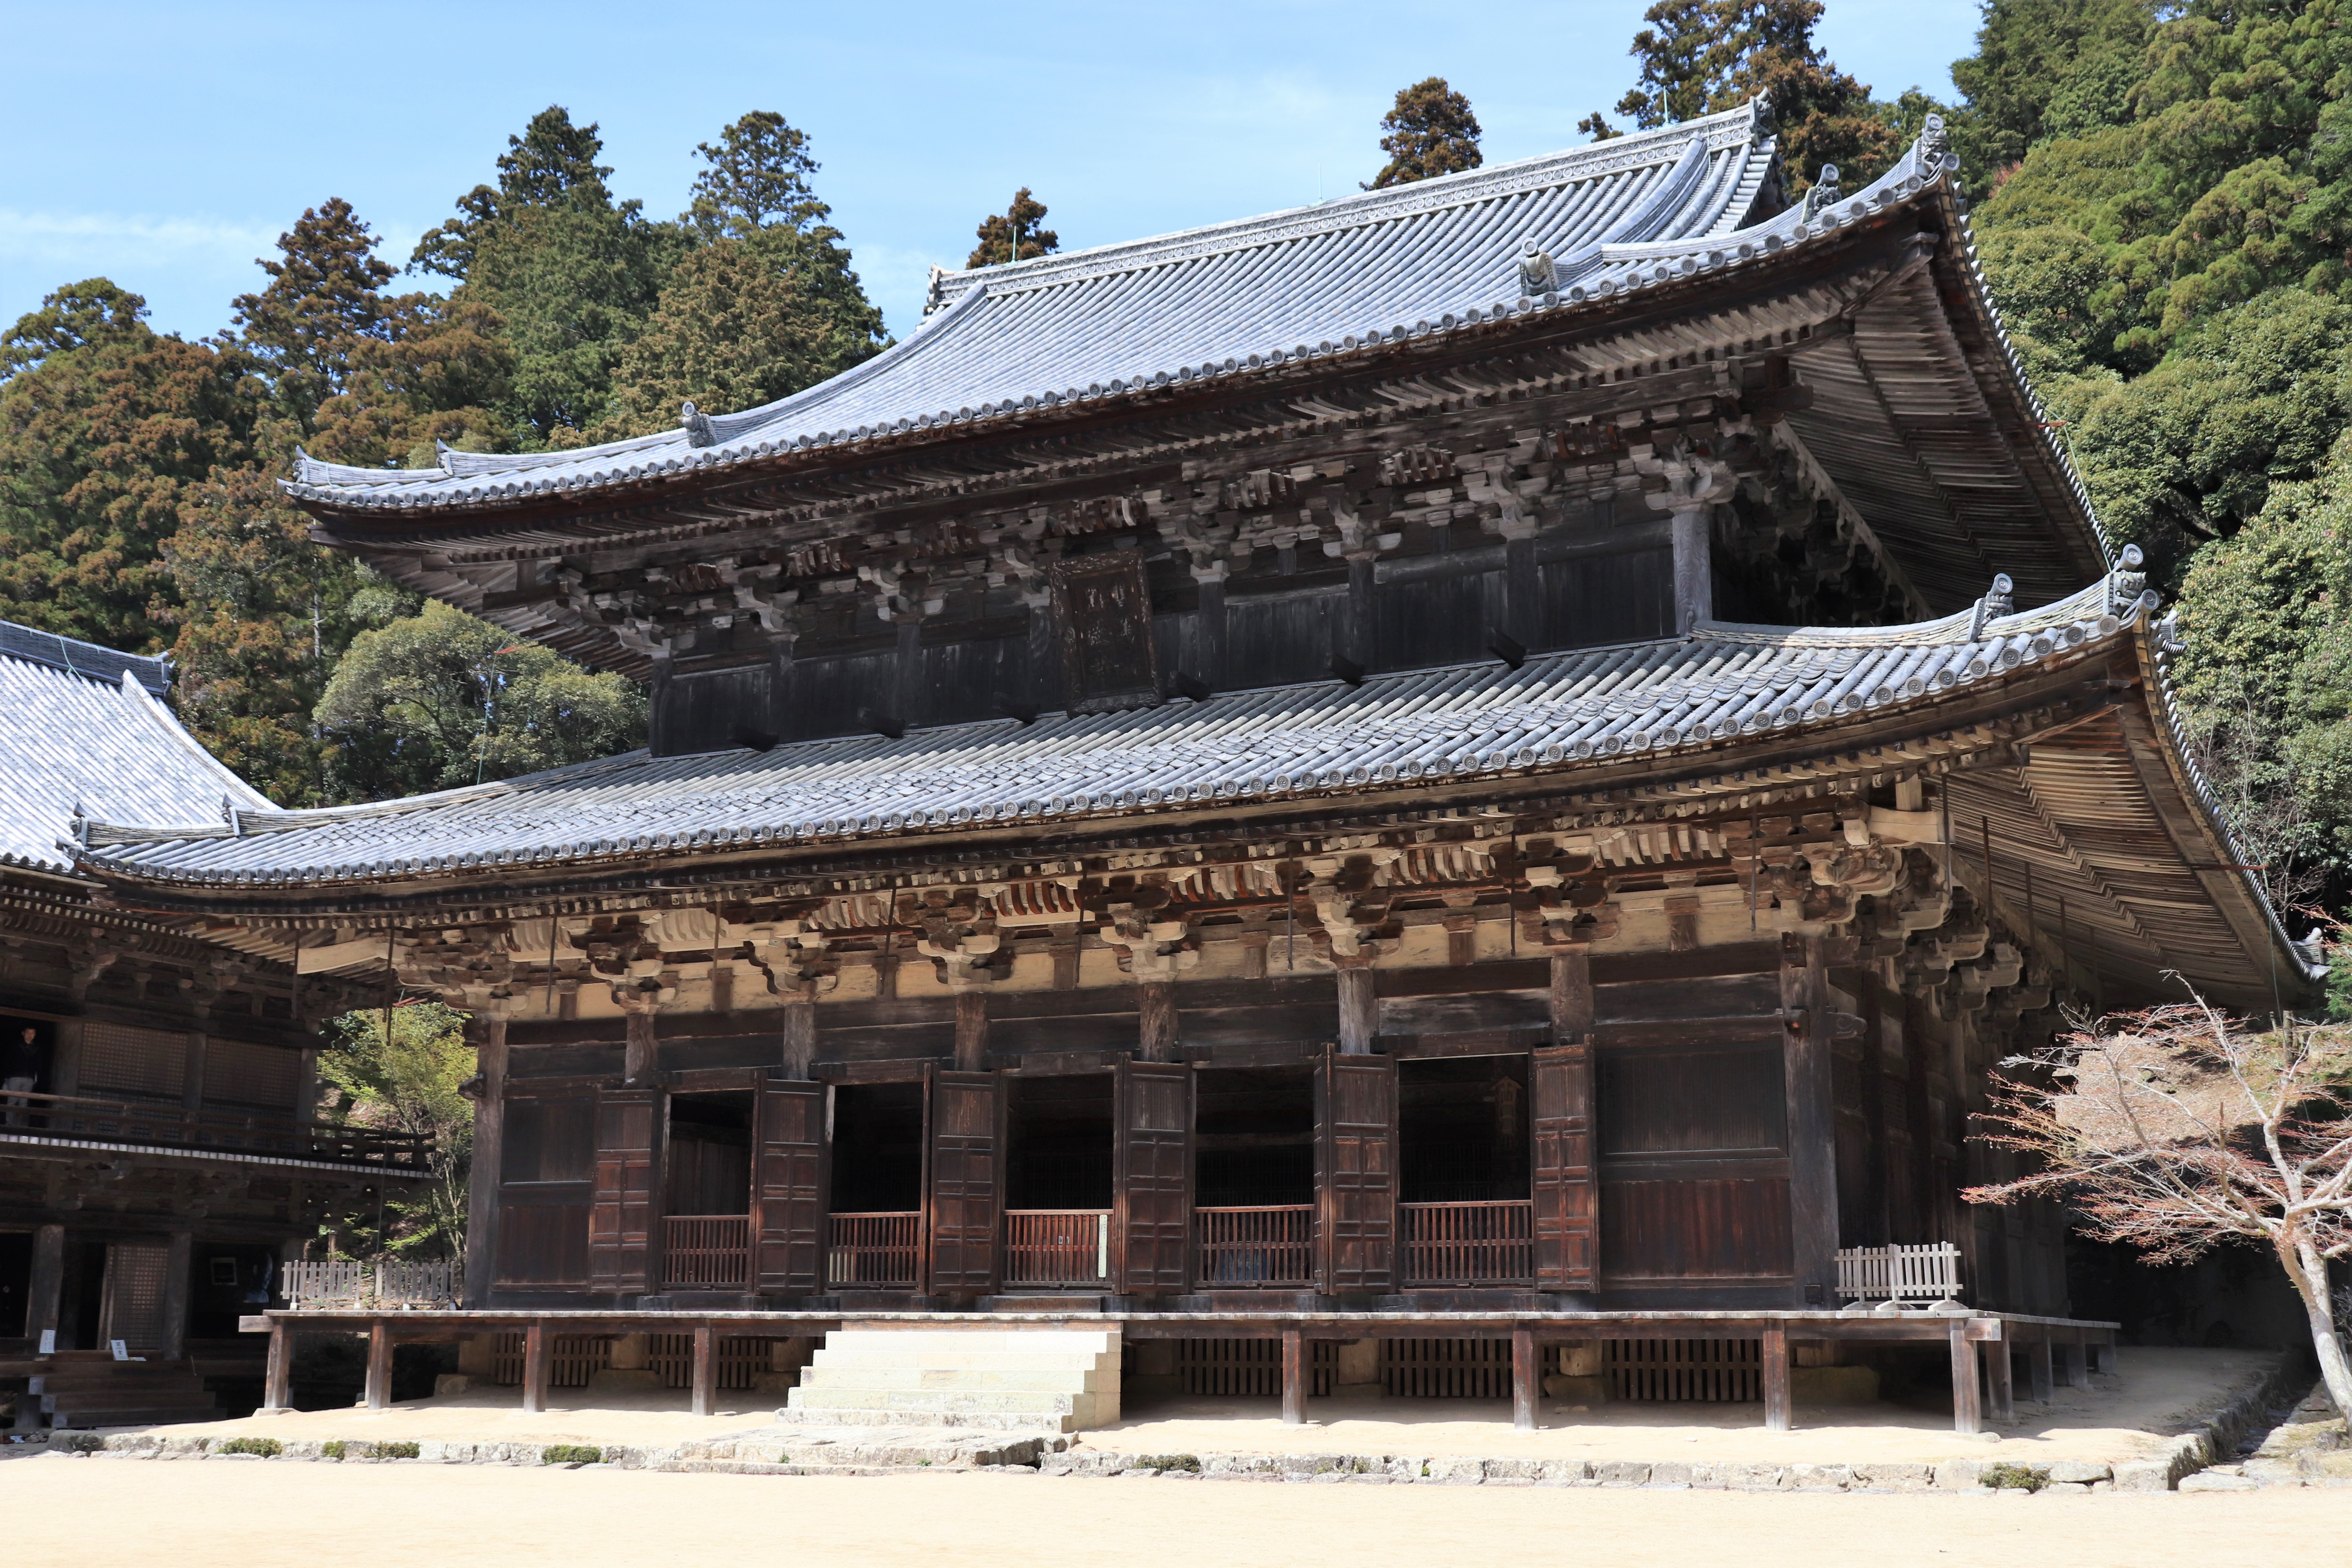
133, 1347, 2269, 1467
3, 1457, 2339, 1568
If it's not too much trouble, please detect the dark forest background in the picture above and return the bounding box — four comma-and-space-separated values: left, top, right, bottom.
5, 1, 2349, 912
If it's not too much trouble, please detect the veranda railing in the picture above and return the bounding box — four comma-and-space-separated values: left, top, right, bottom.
1835, 1242, 1964, 1304
663, 1214, 751, 1288
1193, 1205, 1315, 1287
1399, 1200, 1534, 1287
1003, 1210, 1110, 1288
284, 1258, 461, 1309
826, 1212, 921, 1289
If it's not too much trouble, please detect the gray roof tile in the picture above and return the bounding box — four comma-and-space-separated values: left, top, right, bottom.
0, 621, 274, 874
78, 578, 2149, 888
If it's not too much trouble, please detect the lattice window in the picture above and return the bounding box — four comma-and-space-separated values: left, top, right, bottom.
1176, 1338, 1333, 1397
78, 1024, 186, 1101
100, 1244, 171, 1353
203, 1038, 300, 1111
1382, 1338, 1512, 1399
1604, 1338, 1762, 1402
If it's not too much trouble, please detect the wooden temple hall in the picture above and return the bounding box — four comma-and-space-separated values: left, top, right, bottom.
0, 622, 416, 1430
73, 104, 2313, 1431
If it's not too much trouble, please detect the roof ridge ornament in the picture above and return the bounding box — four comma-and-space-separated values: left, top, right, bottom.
2106, 543, 2147, 615
1518, 238, 1557, 296
1802, 164, 1842, 218
1966, 573, 2014, 641
681, 401, 717, 449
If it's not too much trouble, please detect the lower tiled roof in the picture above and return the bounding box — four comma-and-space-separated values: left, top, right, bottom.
76, 581, 2150, 889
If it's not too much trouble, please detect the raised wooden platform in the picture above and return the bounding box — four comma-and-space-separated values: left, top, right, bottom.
239, 1306, 2118, 1436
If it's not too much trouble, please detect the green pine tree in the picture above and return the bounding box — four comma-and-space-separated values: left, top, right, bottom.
967, 189, 1058, 267
1365, 78, 1483, 189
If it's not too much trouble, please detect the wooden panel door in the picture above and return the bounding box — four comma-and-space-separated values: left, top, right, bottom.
1530, 1042, 1598, 1290
1113, 1060, 1193, 1294
753, 1078, 830, 1293
1315, 1051, 1397, 1294
588, 1087, 663, 1294
926, 1070, 1005, 1294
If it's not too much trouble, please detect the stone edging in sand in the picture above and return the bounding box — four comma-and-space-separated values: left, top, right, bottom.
43, 1357, 2310, 1493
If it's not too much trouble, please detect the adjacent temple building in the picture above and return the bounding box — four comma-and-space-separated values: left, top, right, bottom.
70, 104, 2310, 1429
0, 624, 420, 1428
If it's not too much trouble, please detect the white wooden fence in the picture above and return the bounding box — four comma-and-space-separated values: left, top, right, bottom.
1834, 1242, 1963, 1304
284, 1258, 462, 1310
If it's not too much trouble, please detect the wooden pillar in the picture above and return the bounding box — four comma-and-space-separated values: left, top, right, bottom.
622, 1003, 659, 1086
364, 1320, 392, 1410
183, 1027, 208, 1112
522, 1321, 550, 1414
691, 1323, 716, 1417
1669, 504, 1713, 632
1137, 981, 1178, 1064
1335, 964, 1377, 1054
1281, 1328, 1307, 1425
1949, 1321, 1982, 1434
1781, 936, 1840, 1301
464, 1013, 508, 1308
1194, 569, 1228, 690
2028, 1335, 2054, 1403
25, 1223, 64, 1345
263, 1320, 293, 1410
1761, 1324, 1791, 1432
1503, 533, 1538, 647
158, 1230, 193, 1361
1511, 1327, 1539, 1432
780, 996, 816, 1080
1861, 985, 1891, 1245
1987, 1335, 2015, 1421
892, 618, 921, 734
1548, 946, 1594, 1038
2060, 1339, 2089, 1390
954, 991, 990, 1073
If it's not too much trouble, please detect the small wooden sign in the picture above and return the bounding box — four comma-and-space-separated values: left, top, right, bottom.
1051, 553, 1161, 715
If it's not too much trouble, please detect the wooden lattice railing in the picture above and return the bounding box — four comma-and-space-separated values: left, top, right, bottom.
663, 1214, 751, 1289
284, 1258, 461, 1309
1003, 1210, 1109, 1287
1399, 1200, 1534, 1287
1835, 1242, 1964, 1303
1193, 1205, 1315, 1288
0, 1090, 429, 1170
826, 1211, 920, 1289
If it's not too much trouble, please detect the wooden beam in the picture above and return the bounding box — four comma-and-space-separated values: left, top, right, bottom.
1760, 1324, 1791, 1432
364, 1320, 392, 1410
1512, 1327, 1539, 1432
1281, 1327, 1306, 1425
522, 1321, 550, 1415
1949, 1321, 1982, 1435
691, 1322, 716, 1417
262, 1320, 292, 1411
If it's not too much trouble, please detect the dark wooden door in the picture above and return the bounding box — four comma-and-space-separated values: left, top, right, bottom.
1530, 1042, 1598, 1290
1315, 1051, 1396, 1294
588, 1087, 663, 1294
753, 1078, 829, 1293
926, 1070, 1005, 1294
1113, 1060, 1193, 1294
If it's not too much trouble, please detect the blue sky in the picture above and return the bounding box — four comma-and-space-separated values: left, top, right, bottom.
0, 0, 1985, 344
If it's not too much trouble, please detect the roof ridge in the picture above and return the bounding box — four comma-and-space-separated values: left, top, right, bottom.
0, 617, 172, 694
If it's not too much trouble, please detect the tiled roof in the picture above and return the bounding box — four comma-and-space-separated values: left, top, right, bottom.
0, 621, 274, 875
281, 102, 1786, 514
78, 578, 2151, 889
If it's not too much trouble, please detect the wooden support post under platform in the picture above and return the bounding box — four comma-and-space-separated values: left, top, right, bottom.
464, 1012, 509, 1307
1761, 1325, 1791, 1432
2028, 1336, 2054, 1403
522, 1322, 550, 1414
26, 1223, 64, 1346
1987, 1337, 2015, 1421
691, 1323, 716, 1418
954, 991, 989, 1073
1949, 1321, 1983, 1435
263, 1320, 292, 1411
364, 1321, 392, 1410
2061, 1340, 2090, 1390
1281, 1328, 1307, 1425
1138, 980, 1178, 1063
1512, 1327, 1539, 1432
1335, 964, 1377, 1055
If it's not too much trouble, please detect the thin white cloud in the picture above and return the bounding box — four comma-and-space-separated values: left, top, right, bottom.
0, 209, 284, 263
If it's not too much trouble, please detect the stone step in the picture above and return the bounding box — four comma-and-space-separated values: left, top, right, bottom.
789, 1386, 1086, 1414
809, 1350, 1112, 1373
798, 1367, 1108, 1393
833, 1330, 1116, 1352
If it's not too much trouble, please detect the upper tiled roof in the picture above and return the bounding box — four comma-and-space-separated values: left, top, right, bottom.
78, 577, 2150, 889
281, 102, 1785, 514
0, 620, 274, 875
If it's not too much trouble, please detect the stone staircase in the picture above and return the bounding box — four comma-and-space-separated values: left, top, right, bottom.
780, 1325, 1121, 1432
26, 1352, 222, 1429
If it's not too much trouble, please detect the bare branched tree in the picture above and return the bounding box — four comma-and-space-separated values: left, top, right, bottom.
1966, 995, 2352, 1417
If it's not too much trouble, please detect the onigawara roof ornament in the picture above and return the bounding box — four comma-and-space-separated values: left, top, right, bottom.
1968, 573, 2014, 641
1518, 238, 1557, 296
681, 401, 717, 448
